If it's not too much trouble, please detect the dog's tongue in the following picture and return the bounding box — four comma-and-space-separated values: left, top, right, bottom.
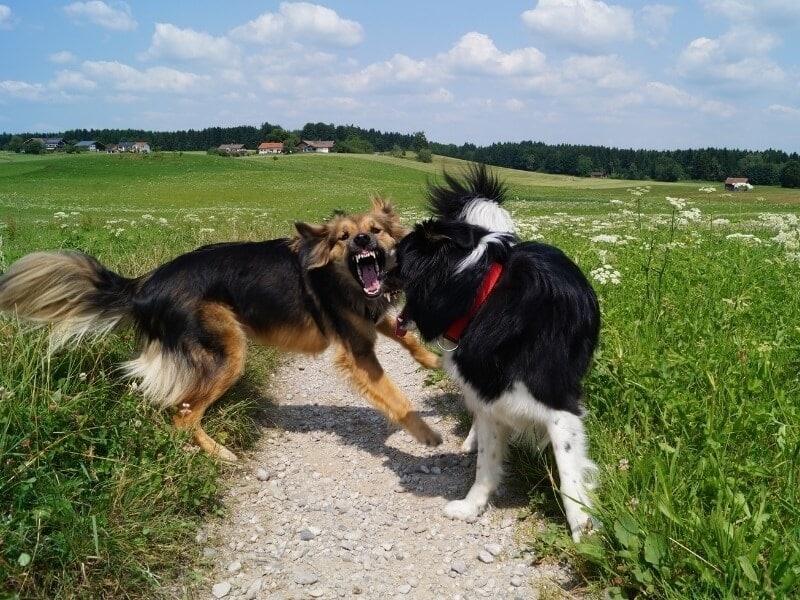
361, 261, 381, 295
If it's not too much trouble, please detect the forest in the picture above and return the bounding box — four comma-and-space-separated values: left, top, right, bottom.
2, 121, 799, 186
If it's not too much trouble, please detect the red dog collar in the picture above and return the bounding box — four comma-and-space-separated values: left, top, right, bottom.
443, 262, 503, 343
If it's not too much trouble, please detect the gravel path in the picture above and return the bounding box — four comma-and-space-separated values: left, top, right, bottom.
196, 336, 583, 599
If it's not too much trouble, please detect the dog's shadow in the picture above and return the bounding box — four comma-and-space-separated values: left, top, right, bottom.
248, 389, 535, 510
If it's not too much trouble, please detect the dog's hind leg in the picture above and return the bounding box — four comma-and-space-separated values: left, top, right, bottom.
130, 303, 247, 462
376, 316, 441, 370
333, 344, 442, 446
444, 412, 510, 520
545, 410, 597, 542
174, 304, 247, 462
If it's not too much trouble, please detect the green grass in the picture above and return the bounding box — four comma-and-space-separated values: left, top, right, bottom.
1, 151, 800, 598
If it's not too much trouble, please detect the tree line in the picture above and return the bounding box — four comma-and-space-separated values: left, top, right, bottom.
2, 122, 799, 186
0, 122, 429, 157
430, 140, 800, 187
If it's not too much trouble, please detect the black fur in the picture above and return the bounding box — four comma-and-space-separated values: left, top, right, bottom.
397, 221, 599, 413
394, 163, 601, 540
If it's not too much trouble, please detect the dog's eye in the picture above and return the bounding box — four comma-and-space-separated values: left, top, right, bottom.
371, 227, 382, 234
340, 231, 350, 241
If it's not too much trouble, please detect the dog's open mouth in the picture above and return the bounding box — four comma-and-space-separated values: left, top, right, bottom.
353, 249, 384, 297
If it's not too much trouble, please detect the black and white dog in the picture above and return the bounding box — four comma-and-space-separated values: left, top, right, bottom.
395, 164, 600, 541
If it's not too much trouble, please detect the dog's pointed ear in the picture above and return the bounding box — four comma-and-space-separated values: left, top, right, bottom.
371, 195, 409, 240
295, 221, 327, 240
371, 195, 393, 215
293, 221, 331, 269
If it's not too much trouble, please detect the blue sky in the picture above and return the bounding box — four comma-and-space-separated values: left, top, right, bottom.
1, 1, 799, 152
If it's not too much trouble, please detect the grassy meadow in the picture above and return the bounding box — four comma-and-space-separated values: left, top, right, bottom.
1, 151, 799, 598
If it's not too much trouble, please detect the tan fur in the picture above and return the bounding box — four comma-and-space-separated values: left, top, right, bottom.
0, 200, 442, 462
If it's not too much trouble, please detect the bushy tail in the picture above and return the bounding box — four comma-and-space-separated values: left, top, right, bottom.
0, 250, 137, 351
427, 163, 516, 234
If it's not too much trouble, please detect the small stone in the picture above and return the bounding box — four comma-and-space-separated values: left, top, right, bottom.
430, 466, 442, 475
510, 575, 524, 587
211, 581, 231, 598
484, 543, 502, 556
417, 464, 430, 474
255, 468, 271, 481
299, 528, 316, 541
227, 560, 242, 572
244, 578, 262, 599
451, 560, 467, 574
308, 588, 325, 598
397, 583, 412, 594
478, 550, 494, 563
293, 570, 319, 585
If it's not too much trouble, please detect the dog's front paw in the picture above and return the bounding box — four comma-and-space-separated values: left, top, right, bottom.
425, 429, 443, 447
570, 514, 601, 543
417, 349, 442, 370
444, 499, 482, 521
399, 412, 442, 446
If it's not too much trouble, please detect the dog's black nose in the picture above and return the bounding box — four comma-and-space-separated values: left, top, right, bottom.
354, 233, 371, 247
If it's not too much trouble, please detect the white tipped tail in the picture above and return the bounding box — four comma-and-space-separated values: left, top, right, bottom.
461, 198, 516, 234
0, 250, 133, 352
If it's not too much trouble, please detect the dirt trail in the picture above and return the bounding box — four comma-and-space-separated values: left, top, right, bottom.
197, 337, 582, 599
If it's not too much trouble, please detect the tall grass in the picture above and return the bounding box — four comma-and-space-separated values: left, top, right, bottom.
512, 191, 800, 597
1, 152, 799, 597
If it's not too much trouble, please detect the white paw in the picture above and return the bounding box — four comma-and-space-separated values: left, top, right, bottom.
569, 514, 600, 543
460, 423, 478, 453
444, 499, 482, 521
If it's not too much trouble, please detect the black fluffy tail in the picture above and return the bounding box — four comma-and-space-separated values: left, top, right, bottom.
0, 250, 137, 351
427, 163, 515, 233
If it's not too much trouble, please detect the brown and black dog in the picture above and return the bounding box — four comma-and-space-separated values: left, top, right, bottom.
0, 198, 442, 460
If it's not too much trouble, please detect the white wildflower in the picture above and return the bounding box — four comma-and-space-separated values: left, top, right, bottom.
666, 196, 687, 210
678, 207, 703, 224
726, 233, 762, 245
590, 234, 625, 245
590, 264, 621, 285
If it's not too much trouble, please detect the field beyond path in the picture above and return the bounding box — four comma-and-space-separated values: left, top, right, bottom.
198, 337, 580, 599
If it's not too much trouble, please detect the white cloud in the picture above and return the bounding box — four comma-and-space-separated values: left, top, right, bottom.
637, 4, 677, 46
521, 0, 635, 51
560, 54, 639, 88
230, 2, 363, 48
767, 104, 800, 118
439, 32, 546, 76
700, 0, 800, 26
0, 4, 11, 29
0, 80, 45, 101
619, 81, 736, 117
141, 23, 239, 65
63, 1, 137, 31
81, 61, 211, 93
677, 28, 786, 88
341, 54, 439, 93
51, 70, 97, 91
49, 51, 78, 64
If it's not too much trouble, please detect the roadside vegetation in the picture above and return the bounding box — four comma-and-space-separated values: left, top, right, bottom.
1, 151, 798, 598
